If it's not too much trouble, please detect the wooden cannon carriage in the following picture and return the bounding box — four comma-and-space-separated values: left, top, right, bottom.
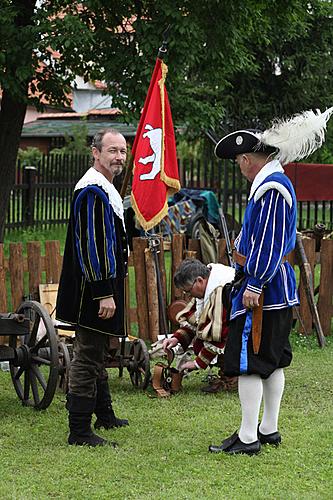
0, 299, 150, 411
0, 301, 60, 409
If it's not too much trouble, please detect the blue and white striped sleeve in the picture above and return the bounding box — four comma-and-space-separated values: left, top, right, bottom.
74, 187, 117, 299
245, 190, 289, 294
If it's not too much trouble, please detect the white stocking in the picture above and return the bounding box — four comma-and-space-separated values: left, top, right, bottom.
259, 368, 285, 435
238, 374, 263, 444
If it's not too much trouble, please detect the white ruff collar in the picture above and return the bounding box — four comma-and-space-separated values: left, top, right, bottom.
75, 167, 125, 227
249, 159, 284, 200
195, 263, 235, 320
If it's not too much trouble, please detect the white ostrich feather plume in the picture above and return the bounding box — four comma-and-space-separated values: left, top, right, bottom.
260, 107, 333, 164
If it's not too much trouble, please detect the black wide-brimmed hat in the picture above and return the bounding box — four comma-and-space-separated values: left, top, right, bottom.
214, 107, 333, 164
214, 129, 276, 160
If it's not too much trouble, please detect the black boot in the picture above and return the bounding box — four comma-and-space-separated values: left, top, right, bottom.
94, 378, 129, 430
66, 393, 116, 447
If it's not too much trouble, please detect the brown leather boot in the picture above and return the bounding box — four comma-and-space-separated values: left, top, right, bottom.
201, 353, 238, 393
201, 375, 238, 393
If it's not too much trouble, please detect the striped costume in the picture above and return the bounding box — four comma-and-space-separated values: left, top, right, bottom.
56, 168, 128, 336
224, 160, 299, 378
173, 264, 234, 369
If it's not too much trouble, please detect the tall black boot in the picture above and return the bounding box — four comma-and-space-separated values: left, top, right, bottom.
94, 378, 129, 430
66, 393, 115, 447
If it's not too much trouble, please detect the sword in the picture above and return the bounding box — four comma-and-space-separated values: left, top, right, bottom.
218, 207, 235, 268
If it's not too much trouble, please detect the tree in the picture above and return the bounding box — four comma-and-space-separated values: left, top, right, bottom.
1, 0, 333, 240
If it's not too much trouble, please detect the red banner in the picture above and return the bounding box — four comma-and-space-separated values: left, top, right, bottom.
131, 58, 180, 231
285, 163, 333, 201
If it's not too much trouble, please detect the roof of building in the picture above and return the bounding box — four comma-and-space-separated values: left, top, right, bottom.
21, 119, 137, 138
37, 108, 121, 120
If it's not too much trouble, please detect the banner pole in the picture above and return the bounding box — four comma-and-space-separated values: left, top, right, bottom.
120, 26, 170, 201
120, 155, 134, 200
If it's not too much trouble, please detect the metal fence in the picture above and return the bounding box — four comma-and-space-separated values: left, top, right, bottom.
5, 154, 333, 231
178, 158, 333, 231
7, 154, 91, 230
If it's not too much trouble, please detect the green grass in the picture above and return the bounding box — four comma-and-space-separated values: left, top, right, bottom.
0, 333, 332, 500
4, 226, 68, 256
1, 229, 332, 498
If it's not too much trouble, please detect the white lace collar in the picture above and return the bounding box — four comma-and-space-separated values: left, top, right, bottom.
249, 159, 284, 200
75, 167, 125, 227
195, 263, 235, 321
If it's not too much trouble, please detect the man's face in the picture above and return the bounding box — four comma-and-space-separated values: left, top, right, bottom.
182, 276, 207, 300
93, 133, 127, 180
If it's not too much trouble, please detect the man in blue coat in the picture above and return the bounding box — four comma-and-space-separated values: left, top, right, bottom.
209, 107, 333, 455
57, 128, 129, 446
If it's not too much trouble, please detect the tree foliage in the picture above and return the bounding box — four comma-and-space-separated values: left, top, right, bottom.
0, 0, 333, 239
17, 146, 42, 166
2, 1, 333, 130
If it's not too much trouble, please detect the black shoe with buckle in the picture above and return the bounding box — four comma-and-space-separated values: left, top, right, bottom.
209, 432, 261, 455
258, 428, 281, 446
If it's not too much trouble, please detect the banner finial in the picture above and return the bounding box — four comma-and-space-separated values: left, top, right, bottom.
157, 25, 171, 59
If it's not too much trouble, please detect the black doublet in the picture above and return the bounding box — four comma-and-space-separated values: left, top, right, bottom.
56, 187, 128, 336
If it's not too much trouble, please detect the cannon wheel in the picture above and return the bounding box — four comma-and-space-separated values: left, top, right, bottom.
127, 339, 150, 390
9, 301, 59, 410
58, 341, 71, 394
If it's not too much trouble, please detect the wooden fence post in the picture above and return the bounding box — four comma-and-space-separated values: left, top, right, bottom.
132, 238, 149, 340
27, 242, 42, 300
0, 244, 7, 312
9, 243, 24, 311
298, 238, 316, 335
171, 233, 185, 302
318, 239, 333, 336
45, 241, 62, 283
144, 248, 159, 342
0, 244, 7, 345
183, 250, 197, 259
188, 239, 201, 261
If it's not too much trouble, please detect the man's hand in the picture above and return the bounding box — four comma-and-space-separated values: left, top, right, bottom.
162, 337, 178, 352
180, 360, 198, 372
98, 296, 116, 320
243, 289, 261, 309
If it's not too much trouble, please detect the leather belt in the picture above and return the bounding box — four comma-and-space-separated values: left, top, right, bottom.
232, 250, 287, 355
232, 249, 287, 267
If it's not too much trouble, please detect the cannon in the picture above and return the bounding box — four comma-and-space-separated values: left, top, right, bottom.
104, 336, 151, 390
0, 300, 151, 410
0, 301, 60, 410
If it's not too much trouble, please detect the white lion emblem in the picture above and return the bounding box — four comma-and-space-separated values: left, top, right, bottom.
138, 124, 162, 180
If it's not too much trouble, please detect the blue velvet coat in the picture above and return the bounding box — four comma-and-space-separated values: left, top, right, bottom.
230, 160, 299, 321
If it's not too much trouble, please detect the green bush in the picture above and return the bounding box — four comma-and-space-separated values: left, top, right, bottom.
17, 147, 42, 167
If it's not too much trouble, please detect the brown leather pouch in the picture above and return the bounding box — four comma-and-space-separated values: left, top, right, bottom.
151, 349, 183, 397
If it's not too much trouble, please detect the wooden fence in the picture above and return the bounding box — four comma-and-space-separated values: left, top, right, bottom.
0, 236, 332, 344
